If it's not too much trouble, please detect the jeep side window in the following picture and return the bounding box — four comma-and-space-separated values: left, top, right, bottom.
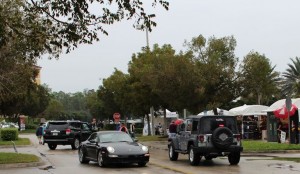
186, 120, 192, 131
192, 121, 198, 132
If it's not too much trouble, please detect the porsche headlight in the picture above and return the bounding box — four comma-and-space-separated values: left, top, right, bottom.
141, 146, 149, 152
107, 146, 115, 153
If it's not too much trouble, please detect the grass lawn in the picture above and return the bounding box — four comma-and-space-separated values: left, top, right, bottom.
0, 152, 39, 164
0, 138, 31, 146
243, 140, 300, 152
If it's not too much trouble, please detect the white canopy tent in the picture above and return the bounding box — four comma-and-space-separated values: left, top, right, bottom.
198, 108, 234, 116
229, 105, 269, 116
229, 105, 269, 140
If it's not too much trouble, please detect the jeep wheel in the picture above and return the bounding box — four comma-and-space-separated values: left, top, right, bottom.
79, 147, 89, 164
168, 144, 178, 161
228, 152, 240, 165
48, 144, 57, 150
72, 138, 80, 150
212, 127, 234, 149
188, 145, 200, 166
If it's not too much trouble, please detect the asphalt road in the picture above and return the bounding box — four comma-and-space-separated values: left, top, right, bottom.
1, 134, 300, 174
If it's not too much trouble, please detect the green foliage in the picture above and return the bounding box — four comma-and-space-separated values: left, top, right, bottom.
239, 51, 280, 105
184, 35, 239, 112
135, 128, 143, 134
0, 128, 19, 141
25, 124, 37, 130
282, 57, 300, 97
104, 124, 118, 130
25, 0, 169, 57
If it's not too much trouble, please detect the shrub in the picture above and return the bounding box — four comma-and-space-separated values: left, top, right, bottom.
1, 128, 19, 141
104, 124, 118, 130
25, 124, 37, 129
135, 128, 143, 134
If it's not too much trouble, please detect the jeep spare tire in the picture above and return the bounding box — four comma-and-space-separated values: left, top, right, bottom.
211, 127, 234, 149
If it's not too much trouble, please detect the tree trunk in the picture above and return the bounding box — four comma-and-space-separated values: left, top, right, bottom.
147, 114, 151, 136
163, 109, 167, 136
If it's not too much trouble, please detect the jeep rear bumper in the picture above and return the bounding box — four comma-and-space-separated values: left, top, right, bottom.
194, 145, 243, 155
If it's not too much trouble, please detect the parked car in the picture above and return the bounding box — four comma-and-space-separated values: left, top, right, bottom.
0, 122, 19, 129
43, 120, 94, 150
78, 131, 150, 167
168, 115, 243, 166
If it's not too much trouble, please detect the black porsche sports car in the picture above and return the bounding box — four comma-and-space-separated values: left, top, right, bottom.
78, 131, 150, 167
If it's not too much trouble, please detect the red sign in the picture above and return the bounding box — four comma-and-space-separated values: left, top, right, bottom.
113, 113, 121, 123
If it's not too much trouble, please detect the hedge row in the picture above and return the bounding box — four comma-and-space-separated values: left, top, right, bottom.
0, 128, 19, 141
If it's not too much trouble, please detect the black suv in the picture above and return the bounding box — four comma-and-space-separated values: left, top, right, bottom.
43, 120, 94, 150
168, 115, 243, 166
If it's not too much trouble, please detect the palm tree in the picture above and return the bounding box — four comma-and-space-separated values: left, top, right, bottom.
282, 57, 300, 97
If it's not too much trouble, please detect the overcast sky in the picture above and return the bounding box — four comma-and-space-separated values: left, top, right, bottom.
38, 0, 300, 93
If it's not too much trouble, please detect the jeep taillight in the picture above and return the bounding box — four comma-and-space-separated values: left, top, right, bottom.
234, 134, 241, 141
198, 135, 204, 143
66, 128, 71, 135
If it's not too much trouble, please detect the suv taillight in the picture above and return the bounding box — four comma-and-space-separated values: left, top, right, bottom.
234, 134, 241, 141
198, 135, 204, 143
66, 128, 71, 135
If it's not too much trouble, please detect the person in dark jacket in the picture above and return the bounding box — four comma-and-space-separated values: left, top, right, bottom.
168, 121, 177, 138
36, 123, 44, 144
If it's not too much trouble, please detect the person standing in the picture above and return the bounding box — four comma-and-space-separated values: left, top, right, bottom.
168, 121, 177, 138
36, 123, 44, 144
130, 123, 135, 138
119, 123, 128, 133
277, 119, 283, 143
91, 118, 97, 131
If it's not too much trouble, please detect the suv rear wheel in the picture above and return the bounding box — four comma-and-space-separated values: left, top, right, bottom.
71, 138, 80, 150
48, 144, 57, 150
228, 152, 240, 165
168, 143, 178, 161
188, 145, 201, 166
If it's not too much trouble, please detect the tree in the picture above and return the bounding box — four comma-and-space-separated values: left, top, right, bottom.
185, 35, 240, 112
42, 99, 64, 120
239, 51, 280, 105
26, 0, 169, 57
128, 44, 201, 135
0, 0, 169, 113
282, 57, 300, 97
0, 0, 52, 106
84, 89, 105, 121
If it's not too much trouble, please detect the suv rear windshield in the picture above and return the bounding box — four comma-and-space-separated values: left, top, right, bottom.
47, 122, 69, 130
200, 117, 239, 134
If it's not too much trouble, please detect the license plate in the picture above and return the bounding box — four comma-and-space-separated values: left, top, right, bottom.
53, 133, 58, 136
